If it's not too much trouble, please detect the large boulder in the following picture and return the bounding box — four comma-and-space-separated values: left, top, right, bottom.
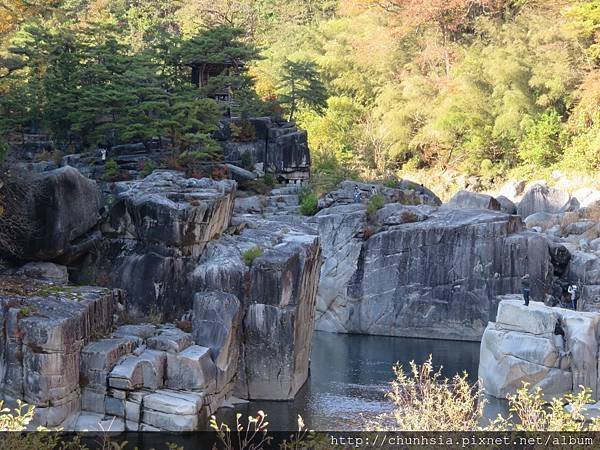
103, 171, 236, 257
318, 180, 441, 210
479, 297, 600, 400
312, 205, 554, 341
496, 196, 517, 215
445, 191, 500, 211
77, 171, 237, 317
192, 291, 242, 391
15, 262, 69, 284
517, 184, 579, 219
1, 166, 102, 261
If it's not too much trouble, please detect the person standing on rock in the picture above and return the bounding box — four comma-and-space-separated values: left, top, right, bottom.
568, 284, 579, 310
354, 185, 361, 204
370, 185, 377, 197
521, 274, 530, 306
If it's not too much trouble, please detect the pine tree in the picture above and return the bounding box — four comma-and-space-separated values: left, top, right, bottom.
277, 59, 327, 122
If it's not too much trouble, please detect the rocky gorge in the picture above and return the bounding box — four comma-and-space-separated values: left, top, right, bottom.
0, 163, 322, 431
6, 148, 600, 429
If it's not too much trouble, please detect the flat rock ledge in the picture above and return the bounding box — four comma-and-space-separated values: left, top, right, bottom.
479, 296, 600, 400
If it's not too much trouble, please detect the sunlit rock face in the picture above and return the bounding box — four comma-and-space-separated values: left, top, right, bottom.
313, 204, 554, 341
479, 297, 600, 400
191, 217, 322, 400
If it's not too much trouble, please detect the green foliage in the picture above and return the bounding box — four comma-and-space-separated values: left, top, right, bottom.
6, 0, 600, 186
263, 173, 275, 187
140, 160, 157, 178
231, 119, 257, 142
367, 193, 385, 216
102, 159, 119, 181
299, 189, 318, 216
519, 110, 563, 166
277, 59, 327, 121
240, 152, 253, 170
242, 246, 263, 266
0, 20, 258, 151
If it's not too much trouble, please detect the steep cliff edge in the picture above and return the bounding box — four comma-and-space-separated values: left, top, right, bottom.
311, 188, 553, 341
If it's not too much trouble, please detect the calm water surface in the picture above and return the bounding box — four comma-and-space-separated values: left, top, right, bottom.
219, 331, 483, 430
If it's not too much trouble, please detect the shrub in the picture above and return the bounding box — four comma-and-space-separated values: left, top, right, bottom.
367, 193, 385, 216
166, 154, 183, 171
362, 226, 376, 240
299, 189, 319, 216
175, 319, 192, 333
139, 160, 157, 178
242, 246, 263, 266
230, 119, 257, 142
240, 152, 253, 170
210, 165, 229, 180
371, 356, 483, 431
264, 173, 275, 187
210, 411, 308, 450
383, 178, 399, 188
371, 357, 600, 432
102, 159, 119, 181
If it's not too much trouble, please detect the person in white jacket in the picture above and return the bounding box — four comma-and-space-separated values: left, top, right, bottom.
568, 284, 579, 310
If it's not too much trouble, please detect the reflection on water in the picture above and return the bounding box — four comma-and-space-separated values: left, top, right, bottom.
217, 331, 482, 431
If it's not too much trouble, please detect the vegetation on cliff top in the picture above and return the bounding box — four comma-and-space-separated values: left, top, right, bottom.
3, 1, 600, 193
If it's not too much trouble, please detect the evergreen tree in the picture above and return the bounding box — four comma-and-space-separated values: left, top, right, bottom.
277, 59, 327, 122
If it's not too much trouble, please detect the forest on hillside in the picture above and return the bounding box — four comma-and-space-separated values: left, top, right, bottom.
2, 0, 600, 192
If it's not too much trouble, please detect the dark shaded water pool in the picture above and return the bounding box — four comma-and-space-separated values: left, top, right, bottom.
217, 331, 483, 430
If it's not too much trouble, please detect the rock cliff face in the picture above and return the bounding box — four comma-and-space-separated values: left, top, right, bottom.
0, 281, 121, 426
479, 297, 600, 400
0, 162, 325, 431
78, 171, 236, 318
219, 117, 310, 183
1, 166, 102, 261
313, 202, 553, 340
191, 218, 322, 400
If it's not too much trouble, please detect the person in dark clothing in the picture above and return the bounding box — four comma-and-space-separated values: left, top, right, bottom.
521, 274, 530, 306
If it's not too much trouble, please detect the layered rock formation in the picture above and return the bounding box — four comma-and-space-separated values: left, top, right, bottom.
480, 297, 600, 400
312, 184, 553, 341
0, 163, 324, 431
219, 117, 310, 183
191, 218, 322, 400
0, 281, 121, 426
78, 171, 236, 317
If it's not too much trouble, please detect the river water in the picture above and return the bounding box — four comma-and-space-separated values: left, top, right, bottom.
219, 331, 484, 430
